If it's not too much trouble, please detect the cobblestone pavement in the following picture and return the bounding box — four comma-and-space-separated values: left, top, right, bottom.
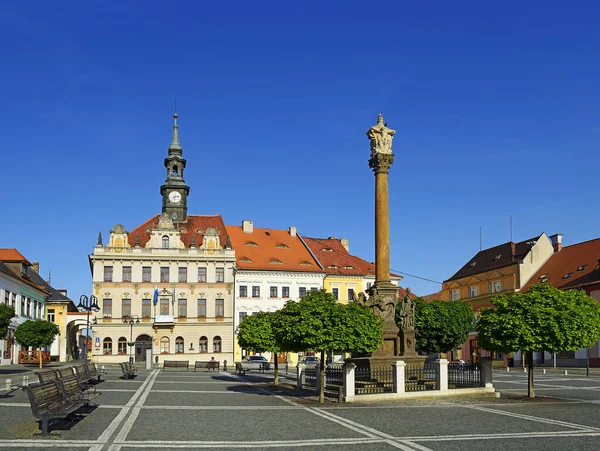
1, 367, 600, 450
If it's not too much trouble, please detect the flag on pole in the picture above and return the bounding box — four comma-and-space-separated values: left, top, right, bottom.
153, 288, 159, 306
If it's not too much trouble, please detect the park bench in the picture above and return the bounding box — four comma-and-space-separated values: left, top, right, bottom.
163, 360, 189, 371
23, 381, 85, 435
57, 367, 76, 378
194, 361, 220, 372
235, 362, 246, 376
73, 364, 94, 385
85, 363, 102, 381
120, 362, 137, 379
56, 373, 100, 405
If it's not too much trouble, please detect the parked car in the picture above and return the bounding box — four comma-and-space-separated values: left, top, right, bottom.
299, 356, 320, 369
240, 355, 270, 370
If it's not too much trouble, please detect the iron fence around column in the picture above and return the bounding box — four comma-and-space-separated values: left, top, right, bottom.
448, 361, 483, 388
355, 366, 394, 395
405, 363, 436, 392
304, 368, 317, 389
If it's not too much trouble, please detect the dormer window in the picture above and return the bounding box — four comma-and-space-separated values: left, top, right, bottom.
322, 248, 333, 252
239, 257, 253, 262
562, 272, 573, 279
328, 265, 338, 269
469, 261, 476, 268
162, 235, 169, 249
245, 241, 258, 247
269, 259, 283, 264
343, 266, 354, 269
577, 265, 587, 272
275, 243, 289, 249
493, 254, 501, 261
301, 261, 312, 266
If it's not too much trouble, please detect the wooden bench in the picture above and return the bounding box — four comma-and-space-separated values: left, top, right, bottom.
235, 362, 246, 376
56, 373, 100, 405
120, 362, 137, 379
194, 361, 220, 372
23, 381, 85, 435
163, 360, 189, 372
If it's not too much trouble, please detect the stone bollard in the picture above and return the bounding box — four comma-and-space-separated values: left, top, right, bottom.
542, 368, 546, 374
223, 360, 227, 372
564, 370, 568, 376
4, 379, 11, 390
506, 367, 510, 372
523, 368, 527, 373
22, 376, 29, 387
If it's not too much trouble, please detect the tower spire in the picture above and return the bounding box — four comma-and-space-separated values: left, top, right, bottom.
169, 113, 181, 151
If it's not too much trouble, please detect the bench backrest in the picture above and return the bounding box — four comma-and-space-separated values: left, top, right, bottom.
23, 381, 63, 416
74, 365, 89, 381
85, 363, 97, 377
35, 370, 58, 384
56, 374, 82, 399
236, 362, 243, 369
164, 360, 188, 366
57, 367, 76, 378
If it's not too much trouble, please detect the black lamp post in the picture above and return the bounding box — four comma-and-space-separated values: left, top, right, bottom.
77, 295, 100, 363
123, 315, 140, 365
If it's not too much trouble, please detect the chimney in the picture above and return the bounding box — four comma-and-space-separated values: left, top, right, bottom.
549, 234, 563, 253
242, 220, 253, 234
289, 226, 297, 238
58, 289, 67, 296
341, 238, 349, 252
32, 261, 39, 274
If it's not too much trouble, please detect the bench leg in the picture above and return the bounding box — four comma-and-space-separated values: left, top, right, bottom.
40, 418, 49, 435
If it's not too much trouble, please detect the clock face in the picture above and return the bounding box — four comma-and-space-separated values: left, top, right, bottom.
169, 191, 182, 204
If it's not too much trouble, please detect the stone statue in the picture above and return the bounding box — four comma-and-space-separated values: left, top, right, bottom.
157, 212, 175, 230
366, 113, 396, 155
357, 290, 397, 329
398, 288, 415, 330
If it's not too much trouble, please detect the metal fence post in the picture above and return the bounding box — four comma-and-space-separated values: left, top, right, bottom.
393, 360, 406, 394
297, 363, 306, 389
435, 359, 448, 392
343, 362, 355, 399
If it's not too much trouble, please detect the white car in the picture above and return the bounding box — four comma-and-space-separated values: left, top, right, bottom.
240, 355, 270, 370
299, 356, 320, 369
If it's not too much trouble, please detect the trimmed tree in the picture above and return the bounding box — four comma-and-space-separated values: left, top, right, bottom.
477, 283, 600, 398
236, 311, 282, 385
14, 320, 59, 369
274, 289, 382, 403
406, 298, 474, 354
0, 304, 16, 339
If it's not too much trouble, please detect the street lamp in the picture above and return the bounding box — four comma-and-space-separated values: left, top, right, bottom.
123, 315, 140, 365
77, 295, 100, 364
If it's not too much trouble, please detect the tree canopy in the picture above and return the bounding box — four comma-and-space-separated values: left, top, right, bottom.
15, 320, 58, 349
477, 283, 600, 397
0, 304, 16, 338
408, 298, 474, 354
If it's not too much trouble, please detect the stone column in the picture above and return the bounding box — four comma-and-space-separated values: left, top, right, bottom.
372, 153, 394, 284
481, 357, 493, 388
343, 362, 356, 399
393, 360, 406, 394
435, 358, 448, 392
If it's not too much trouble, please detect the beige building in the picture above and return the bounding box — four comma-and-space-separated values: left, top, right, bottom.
88, 114, 236, 366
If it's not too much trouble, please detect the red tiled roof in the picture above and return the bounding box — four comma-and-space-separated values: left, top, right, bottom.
302, 237, 376, 277
0, 248, 31, 264
128, 215, 228, 249
522, 238, 600, 291
225, 226, 323, 273
421, 292, 442, 302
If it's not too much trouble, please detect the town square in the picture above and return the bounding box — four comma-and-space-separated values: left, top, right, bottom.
1, 1, 600, 449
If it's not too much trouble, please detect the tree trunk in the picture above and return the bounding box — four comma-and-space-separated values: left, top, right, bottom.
319, 350, 325, 404
527, 350, 534, 398
274, 355, 279, 386
38, 350, 43, 369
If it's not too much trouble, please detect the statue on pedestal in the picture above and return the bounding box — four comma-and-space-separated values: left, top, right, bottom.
366, 113, 396, 156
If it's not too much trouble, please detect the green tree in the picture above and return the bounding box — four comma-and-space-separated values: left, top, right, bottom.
0, 304, 16, 339
477, 283, 600, 398
274, 289, 382, 403
236, 311, 282, 385
14, 320, 59, 369
407, 298, 474, 354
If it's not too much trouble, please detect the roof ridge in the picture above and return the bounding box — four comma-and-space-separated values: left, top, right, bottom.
561, 236, 600, 249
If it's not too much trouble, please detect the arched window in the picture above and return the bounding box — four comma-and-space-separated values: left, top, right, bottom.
213, 336, 222, 353
172, 165, 178, 175
162, 235, 169, 249
199, 336, 208, 353
118, 337, 127, 355
103, 338, 113, 355
160, 336, 170, 354
175, 336, 184, 354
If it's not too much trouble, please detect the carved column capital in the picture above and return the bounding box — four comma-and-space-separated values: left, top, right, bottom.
369, 152, 395, 174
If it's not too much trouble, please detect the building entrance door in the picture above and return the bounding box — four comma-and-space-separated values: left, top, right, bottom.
135, 334, 152, 362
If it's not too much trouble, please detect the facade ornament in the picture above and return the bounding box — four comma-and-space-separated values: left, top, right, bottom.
97, 232, 103, 246
225, 235, 232, 249
190, 234, 195, 247
366, 113, 396, 156
156, 212, 175, 230
398, 288, 415, 330
189, 284, 195, 295
226, 283, 233, 294
356, 289, 396, 329
135, 233, 140, 247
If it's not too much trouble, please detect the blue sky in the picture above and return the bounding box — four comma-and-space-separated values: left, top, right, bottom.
1, 1, 599, 299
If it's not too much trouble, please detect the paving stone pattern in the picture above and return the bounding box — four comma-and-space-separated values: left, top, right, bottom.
1, 367, 600, 450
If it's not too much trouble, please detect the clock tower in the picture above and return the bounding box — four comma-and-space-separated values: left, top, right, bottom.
160, 113, 190, 223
